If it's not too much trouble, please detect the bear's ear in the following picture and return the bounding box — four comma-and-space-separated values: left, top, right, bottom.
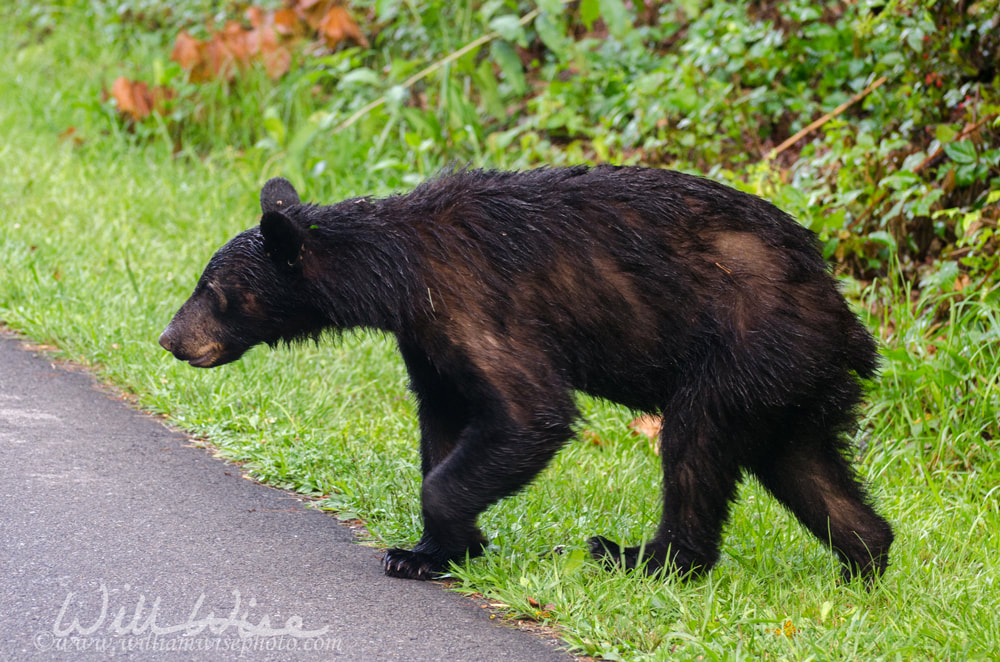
260, 177, 301, 213
261, 210, 305, 267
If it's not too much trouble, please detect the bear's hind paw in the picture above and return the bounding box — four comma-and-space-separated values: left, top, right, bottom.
589, 536, 709, 578
588, 535, 667, 574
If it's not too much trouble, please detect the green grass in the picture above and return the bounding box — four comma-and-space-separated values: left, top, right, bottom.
3, 6, 999, 661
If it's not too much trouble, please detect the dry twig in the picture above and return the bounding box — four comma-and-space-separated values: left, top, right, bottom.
766, 76, 888, 161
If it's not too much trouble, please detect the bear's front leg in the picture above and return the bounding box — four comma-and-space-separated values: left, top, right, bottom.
382, 451, 501, 580
383, 531, 488, 580
383, 396, 575, 580
381, 463, 492, 580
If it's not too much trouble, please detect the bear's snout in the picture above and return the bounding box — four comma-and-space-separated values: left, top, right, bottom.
159, 322, 204, 363
159, 319, 238, 368
158, 326, 176, 354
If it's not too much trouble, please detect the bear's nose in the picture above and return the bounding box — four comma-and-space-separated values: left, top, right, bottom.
158, 326, 176, 353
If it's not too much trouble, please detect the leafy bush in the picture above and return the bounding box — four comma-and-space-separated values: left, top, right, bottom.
58, 0, 997, 291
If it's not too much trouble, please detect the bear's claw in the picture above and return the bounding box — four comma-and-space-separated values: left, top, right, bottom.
383, 548, 446, 580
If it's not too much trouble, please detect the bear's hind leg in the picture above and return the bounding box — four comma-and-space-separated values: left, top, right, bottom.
750, 437, 894, 585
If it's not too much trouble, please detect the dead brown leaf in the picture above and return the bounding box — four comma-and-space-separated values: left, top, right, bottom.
171, 10, 301, 81
245, 5, 265, 28
170, 31, 202, 72
265, 47, 292, 79
273, 8, 303, 36
199, 34, 236, 80
219, 19, 253, 69
109, 77, 173, 121
133, 2, 367, 114
57, 126, 84, 146
295, 0, 331, 31
254, 23, 292, 79
317, 5, 368, 48
628, 414, 662, 454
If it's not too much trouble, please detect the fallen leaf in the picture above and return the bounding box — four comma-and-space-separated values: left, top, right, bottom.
110, 76, 150, 120
262, 44, 292, 78
109, 77, 173, 121
296, 0, 332, 31
57, 126, 84, 146
628, 414, 662, 454
255, 23, 292, 79
201, 32, 239, 80
245, 5, 265, 28
170, 30, 202, 72
317, 5, 368, 48
171, 12, 300, 82
273, 8, 303, 36
220, 20, 253, 68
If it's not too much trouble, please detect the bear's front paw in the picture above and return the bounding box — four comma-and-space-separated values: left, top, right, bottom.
383, 548, 446, 580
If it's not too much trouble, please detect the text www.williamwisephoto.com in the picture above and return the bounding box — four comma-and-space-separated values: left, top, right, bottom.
33, 583, 345, 657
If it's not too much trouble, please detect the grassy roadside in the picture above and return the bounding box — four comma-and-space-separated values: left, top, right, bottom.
3, 5, 999, 660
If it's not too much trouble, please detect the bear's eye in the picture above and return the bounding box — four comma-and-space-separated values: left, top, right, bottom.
207, 282, 229, 314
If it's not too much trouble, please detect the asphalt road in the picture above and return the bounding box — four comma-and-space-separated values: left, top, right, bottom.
0, 331, 573, 661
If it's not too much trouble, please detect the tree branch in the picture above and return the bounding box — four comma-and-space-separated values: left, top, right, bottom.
765, 76, 888, 161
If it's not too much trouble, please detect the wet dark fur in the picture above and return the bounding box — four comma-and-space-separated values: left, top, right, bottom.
160, 166, 893, 583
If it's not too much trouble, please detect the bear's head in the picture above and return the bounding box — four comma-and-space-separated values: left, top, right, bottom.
159, 178, 327, 367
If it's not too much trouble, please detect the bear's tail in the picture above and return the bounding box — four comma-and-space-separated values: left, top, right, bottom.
847, 318, 879, 380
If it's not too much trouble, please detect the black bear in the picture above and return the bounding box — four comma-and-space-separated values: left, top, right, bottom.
159, 166, 893, 583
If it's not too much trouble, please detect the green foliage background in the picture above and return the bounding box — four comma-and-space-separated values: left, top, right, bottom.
2, 1, 999, 659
